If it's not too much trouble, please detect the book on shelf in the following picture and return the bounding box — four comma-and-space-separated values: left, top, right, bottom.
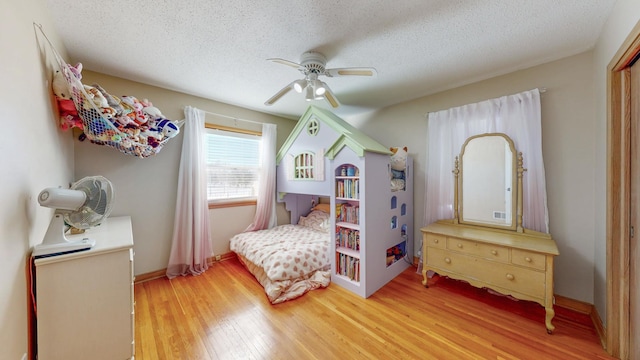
335, 228, 360, 250
336, 203, 359, 224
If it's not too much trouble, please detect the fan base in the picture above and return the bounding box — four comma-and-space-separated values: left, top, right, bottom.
33, 238, 96, 258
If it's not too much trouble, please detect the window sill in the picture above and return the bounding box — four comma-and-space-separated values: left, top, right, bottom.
208, 199, 257, 209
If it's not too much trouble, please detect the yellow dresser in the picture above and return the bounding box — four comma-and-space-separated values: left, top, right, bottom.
421, 220, 559, 333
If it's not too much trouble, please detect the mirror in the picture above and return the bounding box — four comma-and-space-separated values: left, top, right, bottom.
453, 133, 523, 232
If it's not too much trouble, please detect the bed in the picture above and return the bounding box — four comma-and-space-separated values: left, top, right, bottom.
230, 206, 331, 304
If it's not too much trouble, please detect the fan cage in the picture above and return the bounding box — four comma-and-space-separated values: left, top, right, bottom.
64, 176, 115, 229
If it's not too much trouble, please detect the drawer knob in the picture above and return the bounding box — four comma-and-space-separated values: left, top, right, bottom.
506, 273, 515, 280
434, 239, 439, 244
445, 257, 451, 264
491, 250, 497, 255
457, 243, 463, 248
525, 257, 532, 262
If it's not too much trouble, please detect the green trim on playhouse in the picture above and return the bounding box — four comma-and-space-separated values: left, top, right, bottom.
276, 105, 391, 164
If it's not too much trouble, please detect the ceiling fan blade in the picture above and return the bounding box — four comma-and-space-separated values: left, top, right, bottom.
322, 85, 341, 108
325, 67, 377, 77
267, 58, 302, 70
265, 82, 295, 106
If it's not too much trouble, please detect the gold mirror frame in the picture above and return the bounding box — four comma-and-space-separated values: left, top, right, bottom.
453, 133, 526, 232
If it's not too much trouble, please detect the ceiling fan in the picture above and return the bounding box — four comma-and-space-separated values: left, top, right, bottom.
264, 51, 377, 108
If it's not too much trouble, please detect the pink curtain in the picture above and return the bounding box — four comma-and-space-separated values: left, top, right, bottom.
166, 106, 212, 278
424, 89, 549, 233
245, 123, 277, 231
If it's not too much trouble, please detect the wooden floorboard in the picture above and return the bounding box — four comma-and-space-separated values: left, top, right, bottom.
134, 257, 614, 359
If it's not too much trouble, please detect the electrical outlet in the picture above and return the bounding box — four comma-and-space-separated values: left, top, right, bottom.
215, 254, 221, 261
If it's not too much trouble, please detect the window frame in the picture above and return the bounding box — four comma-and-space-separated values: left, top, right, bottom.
204, 123, 262, 209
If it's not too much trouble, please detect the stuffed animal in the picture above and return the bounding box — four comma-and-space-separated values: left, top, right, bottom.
154, 118, 180, 138
52, 70, 71, 99
56, 97, 83, 131
82, 85, 108, 108
93, 84, 125, 116
121, 95, 148, 125
67, 62, 83, 80
59, 114, 83, 131
52, 63, 82, 100
140, 98, 164, 119
390, 146, 408, 191
390, 146, 408, 171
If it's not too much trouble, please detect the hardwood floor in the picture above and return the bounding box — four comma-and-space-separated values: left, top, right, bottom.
134, 257, 613, 359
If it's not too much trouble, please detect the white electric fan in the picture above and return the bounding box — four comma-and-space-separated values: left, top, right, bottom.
33, 175, 114, 258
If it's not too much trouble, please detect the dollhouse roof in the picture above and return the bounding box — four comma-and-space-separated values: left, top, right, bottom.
276, 105, 391, 164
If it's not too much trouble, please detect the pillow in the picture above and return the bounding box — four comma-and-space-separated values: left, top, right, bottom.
298, 210, 330, 232
312, 203, 331, 214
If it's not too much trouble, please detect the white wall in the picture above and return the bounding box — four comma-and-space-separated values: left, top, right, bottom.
0, 1, 75, 358
348, 51, 597, 303
75, 71, 295, 275
592, 0, 640, 324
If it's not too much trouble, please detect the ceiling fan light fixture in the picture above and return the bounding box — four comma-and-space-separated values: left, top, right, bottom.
293, 79, 307, 93
265, 51, 375, 108
312, 80, 326, 96
304, 86, 315, 101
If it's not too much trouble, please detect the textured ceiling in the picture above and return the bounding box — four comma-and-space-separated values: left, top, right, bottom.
45, 0, 616, 120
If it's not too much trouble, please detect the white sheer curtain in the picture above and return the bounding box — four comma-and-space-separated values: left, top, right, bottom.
166, 106, 212, 278
244, 123, 277, 232
424, 89, 549, 233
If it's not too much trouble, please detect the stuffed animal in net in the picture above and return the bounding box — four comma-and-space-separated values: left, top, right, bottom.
52, 64, 83, 132
43, 26, 181, 158
390, 146, 408, 191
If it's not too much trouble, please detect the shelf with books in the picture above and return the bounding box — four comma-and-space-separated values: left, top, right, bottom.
335, 226, 360, 254
334, 164, 361, 286
336, 202, 360, 225
335, 176, 359, 200
335, 252, 360, 282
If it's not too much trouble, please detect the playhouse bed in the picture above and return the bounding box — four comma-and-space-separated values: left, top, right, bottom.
230, 209, 331, 304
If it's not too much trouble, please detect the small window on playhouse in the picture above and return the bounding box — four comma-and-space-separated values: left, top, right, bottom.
287, 149, 325, 181
294, 152, 315, 179
307, 118, 320, 136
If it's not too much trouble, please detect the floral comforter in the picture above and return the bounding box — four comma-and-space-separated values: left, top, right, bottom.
230, 224, 331, 304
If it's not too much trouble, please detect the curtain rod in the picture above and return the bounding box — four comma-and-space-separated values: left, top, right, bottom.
423, 87, 547, 118
183, 106, 267, 126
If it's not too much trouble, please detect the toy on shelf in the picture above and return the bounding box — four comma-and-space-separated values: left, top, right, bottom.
390, 146, 407, 191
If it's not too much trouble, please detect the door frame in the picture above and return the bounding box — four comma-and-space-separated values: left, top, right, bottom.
607, 20, 640, 359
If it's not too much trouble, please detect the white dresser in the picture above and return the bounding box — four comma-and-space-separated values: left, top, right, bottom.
34, 216, 135, 360
421, 220, 559, 333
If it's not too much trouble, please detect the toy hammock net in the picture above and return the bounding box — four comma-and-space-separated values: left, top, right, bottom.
37, 24, 183, 158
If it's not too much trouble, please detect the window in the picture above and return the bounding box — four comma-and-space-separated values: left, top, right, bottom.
294, 152, 315, 179
204, 126, 261, 204
307, 118, 319, 136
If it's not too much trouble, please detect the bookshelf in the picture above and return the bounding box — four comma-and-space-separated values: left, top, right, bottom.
335, 166, 361, 282
331, 154, 413, 298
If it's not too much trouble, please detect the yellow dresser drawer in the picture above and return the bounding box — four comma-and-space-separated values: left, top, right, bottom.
426, 247, 545, 299
511, 249, 546, 271
446, 237, 509, 263
424, 233, 447, 249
